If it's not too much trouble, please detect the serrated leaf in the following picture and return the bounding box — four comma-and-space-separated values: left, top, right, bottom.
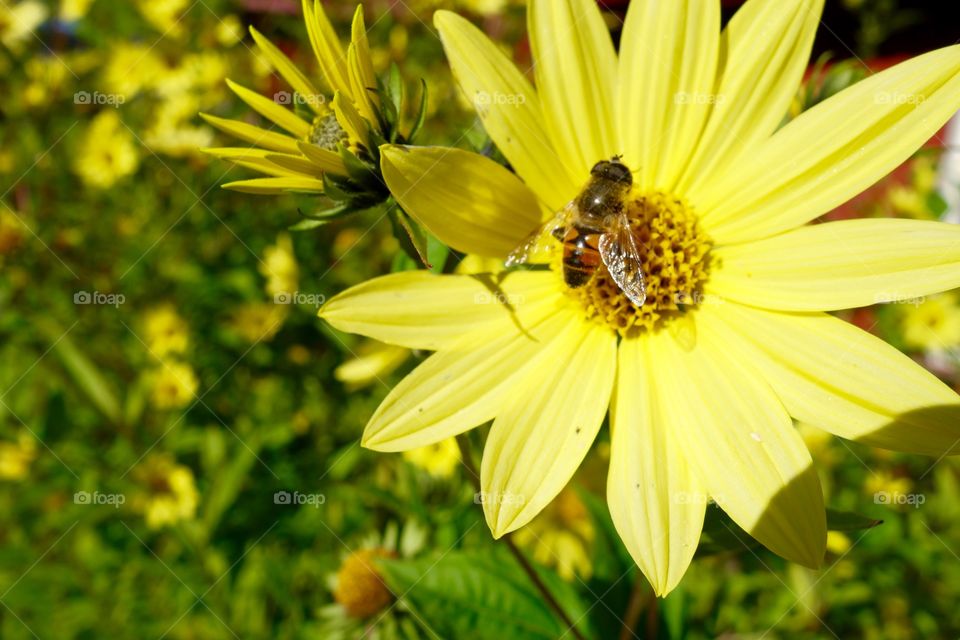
388, 206, 432, 269
377, 549, 591, 640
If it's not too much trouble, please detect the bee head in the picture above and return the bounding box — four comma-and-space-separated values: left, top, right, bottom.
590, 157, 633, 186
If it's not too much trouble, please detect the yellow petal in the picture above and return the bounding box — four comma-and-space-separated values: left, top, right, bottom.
704, 302, 960, 456
700, 45, 960, 244
528, 0, 617, 178
200, 113, 301, 154
320, 270, 564, 350
332, 91, 368, 146
347, 6, 379, 122
481, 314, 615, 536
303, 0, 349, 96
380, 145, 542, 258
296, 141, 347, 174
708, 219, 960, 311
608, 336, 705, 596
434, 10, 577, 211
678, 0, 823, 197
225, 79, 311, 138
249, 26, 324, 115
363, 309, 576, 452
649, 318, 826, 568
618, 0, 719, 191
222, 176, 324, 194
264, 153, 324, 177
334, 342, 409, 388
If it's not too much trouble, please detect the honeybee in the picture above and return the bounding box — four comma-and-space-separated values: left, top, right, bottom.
506, 157, 647, 306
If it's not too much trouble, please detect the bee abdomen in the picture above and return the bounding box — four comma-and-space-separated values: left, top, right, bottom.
562, 226, 602, 289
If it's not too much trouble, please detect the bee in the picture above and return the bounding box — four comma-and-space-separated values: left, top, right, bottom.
506, 156, 647, 306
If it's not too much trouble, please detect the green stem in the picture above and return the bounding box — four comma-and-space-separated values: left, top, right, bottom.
455, 435, 588, 640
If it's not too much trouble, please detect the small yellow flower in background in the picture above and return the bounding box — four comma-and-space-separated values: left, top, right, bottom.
335, 340, 409, 389
149, 361, 198, 409
825, 531, 852, 555
888, 155, 943, 219
73, 110, 140, 189
144, 305, 190, 359
203, 1, 382, 195
100, 43, 164, 99
402, 437, 461, 478
133, 455, 199, 529
229, 302, 288, 342
136, 0, 189, 38
900, 293, 960, 351
864, 470, 914, 502
332, 548, 396, 618
58, 0, 93, 22
0, 207, 26, 258
514, 488, 595, 581
23, 58, 70, 109
321, 0, 960, 596
0, 1, 47, 52
260, 232, 299, 300
0, 432, 37, 481
215, 15, 245, 47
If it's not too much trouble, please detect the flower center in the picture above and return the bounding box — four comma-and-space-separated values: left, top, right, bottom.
561, 192, 712, 335
333, 548, 396, 618
308, 112, 348, 151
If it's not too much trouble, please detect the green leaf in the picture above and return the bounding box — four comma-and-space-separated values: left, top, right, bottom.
47, 327, 122, 425
377, 549, 592, 640
426, 233, 449, 275
288, 218, 330, 231
388, 206, 432, 269
406, 78, 429, 143
338, 145, 383, 193
697, 505, 881, 557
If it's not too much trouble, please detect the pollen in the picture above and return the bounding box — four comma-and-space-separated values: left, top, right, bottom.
333, 548, 396, 618
562, 192, 712, 335
308, 111, 348, 151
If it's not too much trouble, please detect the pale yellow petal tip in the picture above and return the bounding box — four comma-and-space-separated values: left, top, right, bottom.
433, 9, 458, 29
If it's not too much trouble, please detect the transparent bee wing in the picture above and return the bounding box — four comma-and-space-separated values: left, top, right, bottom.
505, 202, 577, 267
599, 214, 647, 306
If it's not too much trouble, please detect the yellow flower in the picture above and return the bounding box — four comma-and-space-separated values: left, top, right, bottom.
202, 2, 381, 195
901, 293, 960, 351
402, 437, 461, 478
59, 0, 93, 22
260, 232, 299, 299
332, 548, 396, 618
230, 302, 288, 342
514, 488, 595, 581
73, 110, 140, 189
0, 1, 47, 52
0, 432, 37, 481
143, 305, 189, 358
100, 43, 164, 99
133, 455, 199, 529
149, 361, 198, 409
864, 470, 913, 501
136, 0, 189, 38
321, 0, 960, 596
